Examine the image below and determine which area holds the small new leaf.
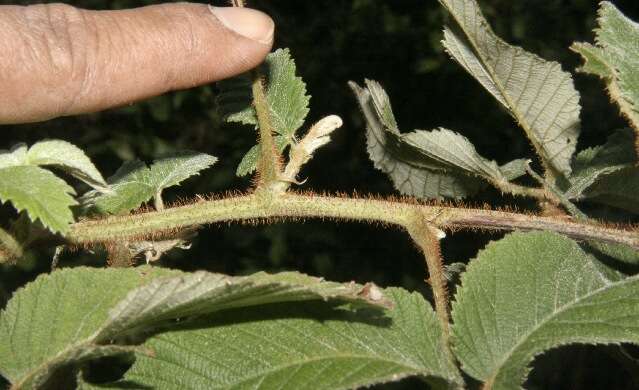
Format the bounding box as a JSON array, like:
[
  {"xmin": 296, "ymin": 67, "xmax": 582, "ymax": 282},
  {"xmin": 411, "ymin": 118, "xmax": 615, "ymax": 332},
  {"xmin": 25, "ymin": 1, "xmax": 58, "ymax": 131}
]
[
  {"xmin": 0, "ymin": 267, "xmax": 390, "ymax": 389},
  {"xmin": 82, "ymin": 152, "xmax": 216, "ymax": 215},
  {"xmin": 81, "ymin": 160, "xmax": 154, "ymax": 215},
  {"xmin": 0, "ymin": 166, "xmax": 76, "ymax": 234},
  {"xmin": 451, "ymin": 231, "xmax": 639, "ymax": 389},
  {"xmin": 236, "ymin": 135, "xmax": 288, "ymax": 177},
  {"xmin": 350, "ymin": 80, "xmax": 525, "ymax": 199},
  {"xmin": 218, "ymin": 48, "xmax": 310, "ymax": 176},
  {"xmin": 572, "ymin": 2, "xmax": 639, "ymax": 136},
  {"xmin": 440, "ymin": 0, "xmax": 581, "ymax": 177},
  {"xmin": 147, "ymin": 151, "xmax": 218, "ymax": 198}
]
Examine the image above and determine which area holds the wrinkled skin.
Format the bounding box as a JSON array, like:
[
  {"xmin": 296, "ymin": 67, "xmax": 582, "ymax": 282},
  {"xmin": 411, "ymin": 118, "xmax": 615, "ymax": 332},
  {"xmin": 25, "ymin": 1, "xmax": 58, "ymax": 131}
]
[{"xmin": 0, "ymin": 2, "xmax": 274, "ymax": 124}]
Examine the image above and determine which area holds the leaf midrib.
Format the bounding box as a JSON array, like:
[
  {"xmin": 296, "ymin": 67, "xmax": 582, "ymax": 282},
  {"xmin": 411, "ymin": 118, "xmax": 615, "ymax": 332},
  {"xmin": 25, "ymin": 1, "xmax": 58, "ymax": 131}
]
[{"xmin": 445, "ymin": 1, "xmax": 571, "ymax": 176}]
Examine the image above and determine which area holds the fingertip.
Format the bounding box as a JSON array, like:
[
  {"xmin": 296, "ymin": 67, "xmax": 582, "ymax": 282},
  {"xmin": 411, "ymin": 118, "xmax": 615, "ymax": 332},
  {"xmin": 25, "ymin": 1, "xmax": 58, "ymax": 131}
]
[
  {"xmin": 208, "ymin": 6, "xmax": 274, "ymax": 46},
  {"xmin": 0, "ymin": 2, "xmax": 276, "ymax": 123}
]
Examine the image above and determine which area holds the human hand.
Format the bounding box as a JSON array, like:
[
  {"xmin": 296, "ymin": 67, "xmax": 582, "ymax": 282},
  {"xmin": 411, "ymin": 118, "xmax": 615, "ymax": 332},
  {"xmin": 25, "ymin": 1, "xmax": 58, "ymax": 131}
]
[{"xmin": 0, "ymin": 2, "xmax": 274, "ymax": 124}]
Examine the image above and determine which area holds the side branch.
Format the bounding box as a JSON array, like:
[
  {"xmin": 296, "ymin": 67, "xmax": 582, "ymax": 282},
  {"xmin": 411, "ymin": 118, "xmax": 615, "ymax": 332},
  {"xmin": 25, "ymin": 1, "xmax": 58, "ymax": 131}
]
[
  {"xmin": 406, "ymin": 219, "xmax": 450, "ymax": 338},
  {"xmin": 252, "ymin": 75, "xmax": 283, "ymax": 187},
  {"xmin": 68, "ymin": 193, "xmax": 639, "ymax": 251}
]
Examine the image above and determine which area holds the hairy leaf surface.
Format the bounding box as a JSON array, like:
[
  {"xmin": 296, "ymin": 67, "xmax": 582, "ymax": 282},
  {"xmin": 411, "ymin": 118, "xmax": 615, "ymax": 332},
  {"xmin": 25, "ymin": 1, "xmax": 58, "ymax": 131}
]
[
  {"xmin": 81, "ymin": 152, "xmax": 216, "ymax": 214},
  {"xmin": 567, "ymin": 130, "xmax": 639, "ymax": 213},
  {"xmin": 218, "ymin": 48, "xmax": 310, "ymax": 176},
  {"xmin": 0, "ymin": 267, "xmax": 389, "ymax": 389},
  {"xmin": 572, "ymin": 2, "xmax": 639, "ymax": 133},
  {"xmin": 81, "ymin": 160, "xmax": 154, "ymax": 214},
  {"xmin": 0, "ymin": 140, "xmax": 107, "ymax": 191},
  {"xmin": 79, "ymin": 288, "xmax": 462, "ymax": 390},
  {"xmin": 350, "ymin": 80, "xmax": 525, "ymax": 199},
  {"xmin": 565, "ymin": 128, "xmax": 635, "ymax": 200},
  {"xmin": 440, "ymin": 0, "xmax": 581, "ymax": 177},
  {"xmin": 582, "ymin": 167, "xmax": 639, "ymax": 213},
  {"xmin": 236, "ymin": 135, "xmax": 288, "ymax": 177},
  {"xmin": 0, "ymin": 144, "xmax": 27, "ymax": 168},
  {"xmin": 451, "ymin": 231, "xmax": 639, "ymax": 389},
  {"xmin": 146, "ymin": 152, "xmax": 218, "ymax": 193},
  {"xmin": 0, "ymin": 166, "xmax": 76, "ymax": 234}
]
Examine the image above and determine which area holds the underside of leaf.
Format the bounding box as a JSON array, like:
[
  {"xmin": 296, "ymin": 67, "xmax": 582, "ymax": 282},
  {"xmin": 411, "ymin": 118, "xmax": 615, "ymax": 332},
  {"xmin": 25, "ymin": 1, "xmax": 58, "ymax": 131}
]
[
  {"xmin": 440, "ymin": 0, "xmax": 581, "ymax": 178},
  {"xmin": 565, "ymin": 128, "xmax": 636, "ymax": 200},
  {"xmin": 350, "ymin": 79, "xmax": 528, "ymax": 200},
  {"xmin": 571, "ymin": 2, "xmax": 639, "ymax": 145}
]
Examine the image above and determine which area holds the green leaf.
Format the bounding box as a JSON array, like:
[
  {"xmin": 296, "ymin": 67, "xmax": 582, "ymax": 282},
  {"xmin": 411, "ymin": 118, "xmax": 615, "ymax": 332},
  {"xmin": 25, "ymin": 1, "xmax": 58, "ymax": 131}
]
[
  {"xmin": 0, "ymin": 166, "xmax": 76, "ymax": 234},
  {"xmin": 571, "ymin": 2, "xmax": 639, "ymax": 133},
  {"xmin": 263, "ymin": 48, "xmax": 311, "ymax": 140},
  {"xmin": 350, "ymin": 80, "xmax": 525, "ymax": 199},
  {"xmin": 0, "ymin": 143, "xmax": 27, "ymax": 168},
  {"xmin": 498, "ymin": 158, "xmax": 530, "ymax": 181},
  {"xmin": 218, "ymin": 48, "xmax": 311, "ymax": 176},
  {"xmin": 0, "ymin": 267, "xmax": 390, "ymax": 389},
  {"xmin": 81, "ymin": 152, "xmax": 216, "ymax": 214},
  {"xmin": 0, "ymin": 140, "xmax": 107, "ymax": 191},
  {"xmin": 26, "ymin": 140, "xmax": 108, "ymax": 191},
  {"xmin": 403, "ymin": 129, "xmax": 527, "ymax": 182},
  {"xmin": 451, "ymin": 231, "xmax": 639, "ymax": 389},
  {"xmin": 80, "ymin": 160, "xmax": 154, "ymax": 215},
  {"xmin": 440, "ymin": 0, "xmax": 581, "ymax": 177},
  {"xmin": 146, "ymin": 151, "xmax": 218, "ymax": 193},
  {"xmin": 587, "ymin": 241, "xmax": 639, "ymax": 265},
  {"xmin": 582, "ymin": 166, "xmax": 639, "ymax": 213},
  {"xmin": 79, "ymin": 288, "xmax": 462, "ymax": 390},
  {"xmin": 236, "ymin": 135, "xmax": 288, "ymax": 177},
  {"xmin": 565, "ymin": 128, "xmax": 635, "ymax": 200}
]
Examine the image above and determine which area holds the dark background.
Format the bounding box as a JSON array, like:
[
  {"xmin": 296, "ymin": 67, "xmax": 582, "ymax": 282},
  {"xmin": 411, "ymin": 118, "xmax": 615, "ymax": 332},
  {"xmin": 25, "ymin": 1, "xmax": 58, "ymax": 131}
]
[{"xmin": 1, "ymin": 1, "xmax": 639, "ymax": 388}]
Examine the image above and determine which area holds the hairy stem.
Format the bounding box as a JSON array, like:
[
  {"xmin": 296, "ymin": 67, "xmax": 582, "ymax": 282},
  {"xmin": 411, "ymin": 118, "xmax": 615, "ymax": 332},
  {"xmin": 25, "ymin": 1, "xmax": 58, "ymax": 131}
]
[
  {"xmin": 0, "ymin": 226, "xmax": 22, "ymax": 263},
  {"xmin": 67, "ymin": 192, "xmax": 639, "ymax": 251},
  {"xmin": 252, "ymin": 75, "xmax": 283, "ymax": 187},
  {"xmin": 491, "ymin": 180, "xmax": 550, "ymax": 202},
  {"xmin": 406, "ymin": 218, "xmax": 450, "ymax": 338},
  {"xmin": 526, "ymin": 166, "xmax": 585, "ymax": 218}
]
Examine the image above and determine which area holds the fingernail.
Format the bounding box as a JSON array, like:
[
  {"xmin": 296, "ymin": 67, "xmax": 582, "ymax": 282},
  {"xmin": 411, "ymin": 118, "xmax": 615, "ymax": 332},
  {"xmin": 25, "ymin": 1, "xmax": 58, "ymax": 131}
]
[{"xmin": 208, "ymin": 6, "xmax": 274, "ymax": 45}]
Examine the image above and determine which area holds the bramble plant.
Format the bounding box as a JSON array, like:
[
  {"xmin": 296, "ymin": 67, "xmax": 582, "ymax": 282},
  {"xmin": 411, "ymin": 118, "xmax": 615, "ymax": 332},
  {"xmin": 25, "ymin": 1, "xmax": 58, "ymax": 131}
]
[{"xmin": 1, "ymin": 0, "xmax": 639, "ymax": 389}]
